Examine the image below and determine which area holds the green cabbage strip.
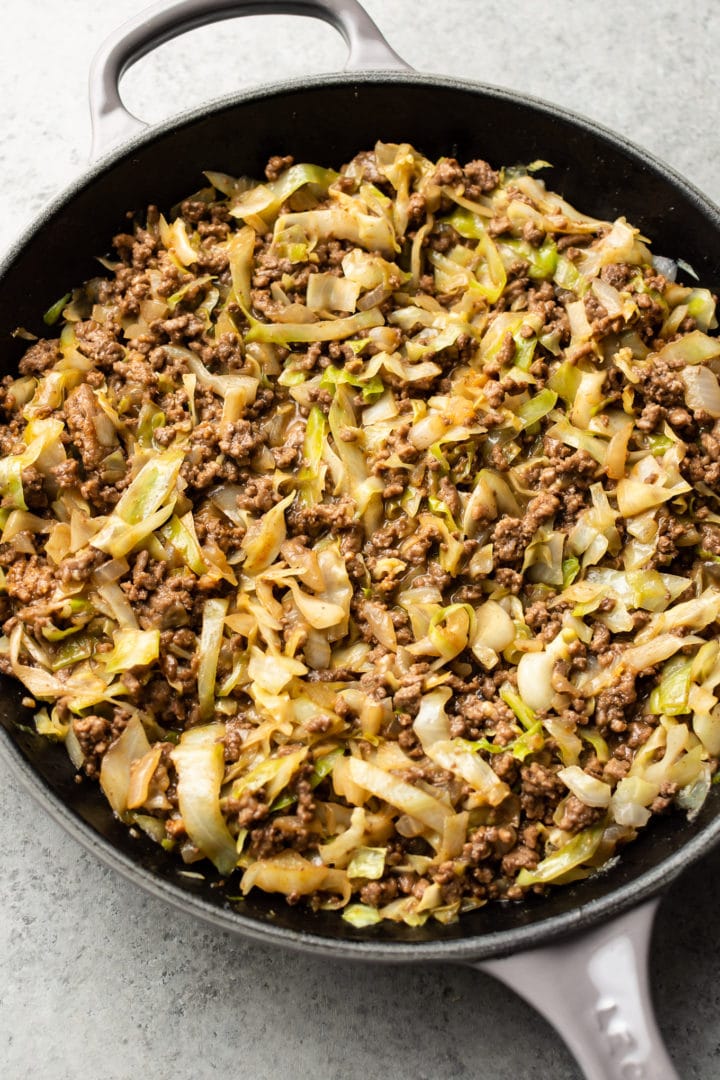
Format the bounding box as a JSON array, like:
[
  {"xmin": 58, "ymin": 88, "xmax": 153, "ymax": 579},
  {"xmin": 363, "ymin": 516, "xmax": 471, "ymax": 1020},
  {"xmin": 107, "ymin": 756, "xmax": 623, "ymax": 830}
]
[
  {"xmin": 516, "ymin": 823, "xmax": 605, "ymax": 886},
  {"xmin": 170, "ymin": 723, "xmax": 237, "ymax": 875},
  {"xmin": 232, "ymin": 746, "xmax": 308, "ymax": 803},
  {"xmin": 347, "ymin": 846, "xmax": 386, "ymax": 880},
  {"xmin": 99, "ymin": 714, "xmax": 152, "ymax": 817},
  {"xmin": 297, "ymin": 405, "xmax": 328, "ymax": 507},
  {"xmin": 499, "ymin": 683, "xmax": 537, "ymax": 731},
  {"xmin": 342, "ymin": 903, "xmax": 383, "ymax": 928},
  {"xmin": 516, "ymin": 388, "xmax": 558, "ymax": 429},
  {"xmin": 328, "ymin": 382, "xmax": 382, "ymax": 533},
  {"xmin": 227, "ymin": 225, "xmax": 255, "ymax": 308},
  {"xmin": 103, "ymin": 628, "xmax": 160, "ymax": 674},
  {"xmin": 245, "ymin": 307, "xmax": 384, "ymax": 345},
  {"xmin": 648, "ymin": 656, "xmax": 693, "ymax": 716},
  {"xmin": 347, "ymin": 756, "xmax": 451, "ymax": 834},
  {"xmin": 43, "ymin": 292, "xmax": 71, "ymax": 326},
  {"xmin": 241, "ymin": 492, "xmax": 295, "ymax": 575},
  {"xmin": 0, "ymin": 418, "xmax": 65, "ymax": 510},
  {"xmin": 91, "ymin": 449, "xmax": 184, "ymax": 558},
  {"xmin": 445, "ymin": 207, "xmax": 486, "ymax": 240},
  {"xmin": 159, "ymin": 513, "xmax": 208, "ymax": 576},
  {"xmin": 319, "ymin": 363, "xmax": 385, "ymax": 402},
  {"xmin": 273, "ymin": 207, "xmax": 397, "ymax": 256},
  {"xmin": 197, "ymin": 598, "xmax": 229, "ymax": 721},
  {"xmin": 229, "ymin": 163, "xmax": 338, "ymax": 222}
]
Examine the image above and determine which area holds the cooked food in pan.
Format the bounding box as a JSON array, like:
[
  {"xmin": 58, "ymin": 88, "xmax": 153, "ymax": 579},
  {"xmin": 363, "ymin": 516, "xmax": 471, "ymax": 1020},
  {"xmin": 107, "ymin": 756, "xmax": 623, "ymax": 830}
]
[{"xmin": 3, "ymin": 144, "xmax": 719, "ymax": 926}]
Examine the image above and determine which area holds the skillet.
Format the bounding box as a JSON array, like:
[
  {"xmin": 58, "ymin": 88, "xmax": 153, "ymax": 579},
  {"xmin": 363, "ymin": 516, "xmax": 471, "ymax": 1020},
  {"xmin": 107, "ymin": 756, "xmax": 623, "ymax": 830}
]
[{"xmin": 1, "ymin": 2, "xmax": 720, "ymax": 1076}]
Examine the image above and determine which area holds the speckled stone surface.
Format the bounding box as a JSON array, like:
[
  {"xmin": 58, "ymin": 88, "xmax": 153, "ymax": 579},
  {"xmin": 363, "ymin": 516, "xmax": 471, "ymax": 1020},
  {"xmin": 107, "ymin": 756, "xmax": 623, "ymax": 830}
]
[{"xmin": 1, "ymin": 2, "xmax": 719, "ymax": 1078}]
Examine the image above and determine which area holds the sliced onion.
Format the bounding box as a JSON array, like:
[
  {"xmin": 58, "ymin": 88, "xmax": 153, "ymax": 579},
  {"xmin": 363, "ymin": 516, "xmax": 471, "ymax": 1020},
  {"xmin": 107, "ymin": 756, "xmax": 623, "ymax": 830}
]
[
  {"xmin": 100, "ymin": 714, "xmax": 152, "ymax": 816},
  {"xmin": 289, "ymin": 583, "xmax": 347, "ymax": 630},
  {"xmin": 347, "ymin": 757, "xmax": 451, "ymax": 834},
  {"xmin": 127, "ymin": 745, "xmax": 164, "ymax": 810},
  {"xmin": 682, "ymin": 365, "xmax": 720, "ymax": 417},
  {"xmin": 591, "ymin": 277, "xmax": 625, "ymax": 317},
  {"xmin": 361, "ymin": 600, "xmax": 398, "ymax": 649},
  {"xmin": 473, "ymin": 600, "xmax": 516, "ymax": 652},
  {"xmin": 517, "ymin": 650, "xmax": 555, "ymax": 712},
  {"xmin": 413, "ymin": 688, "xmax": 453, "ymax": 747},
  {"xmin": 558, "ymin": 765, "xmax": 611, "ymax": 808},
  {"xmin": 610, "ymin": 776, "xmax": 656, "ymax": 827},
  {"xmin": 652, "ymin": 255, "xmax": 677, "ymax": 282}
]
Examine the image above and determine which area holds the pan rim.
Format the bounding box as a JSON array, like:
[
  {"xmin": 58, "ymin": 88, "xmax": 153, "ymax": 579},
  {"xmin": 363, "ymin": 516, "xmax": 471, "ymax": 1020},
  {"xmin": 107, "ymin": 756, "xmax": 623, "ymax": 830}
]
[
  {"xmin": 2, "ymin": 66, "xmax": 720, "ymax": 961},
  {"xmin": 2, "ymin": 68, "xmax": 719, "ymax": 285}
]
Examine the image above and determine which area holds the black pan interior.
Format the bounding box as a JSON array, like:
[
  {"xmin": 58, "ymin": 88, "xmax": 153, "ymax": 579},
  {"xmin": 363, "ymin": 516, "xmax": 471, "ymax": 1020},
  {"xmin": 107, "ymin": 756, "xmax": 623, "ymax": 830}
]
[{"xmin": 2, "ymin": 74, "xmax": 720, "ymax": 957}]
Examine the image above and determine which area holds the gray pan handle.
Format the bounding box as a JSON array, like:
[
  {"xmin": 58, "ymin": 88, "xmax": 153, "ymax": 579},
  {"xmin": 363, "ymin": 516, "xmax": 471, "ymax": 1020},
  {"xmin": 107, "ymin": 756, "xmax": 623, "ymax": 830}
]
[
  {"xmin": 88, "ymin": 0, "xmax": 411, "ymax": 160},
  {"xmin": 474, "ymin": 898, "xmax": 678, "ymax": 1080}
]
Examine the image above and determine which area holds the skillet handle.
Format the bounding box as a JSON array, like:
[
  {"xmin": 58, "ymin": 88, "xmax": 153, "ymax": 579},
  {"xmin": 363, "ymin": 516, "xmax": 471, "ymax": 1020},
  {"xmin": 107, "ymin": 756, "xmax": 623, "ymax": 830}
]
[
  {"xmin": 472, "ymin": 898, "xmax": 679, "ymax": 1080},
  {"xmin": 88, "ymin": 0, "xmax": 411, "ymax": 160}
]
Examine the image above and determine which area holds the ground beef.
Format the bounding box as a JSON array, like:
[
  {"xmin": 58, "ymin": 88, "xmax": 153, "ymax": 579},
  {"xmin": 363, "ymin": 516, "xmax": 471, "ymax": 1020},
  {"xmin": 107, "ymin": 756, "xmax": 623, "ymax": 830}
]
[
  {"xmin": 265, "ymin": 154, "xmax": 294, "ymax": 181},
  {"xmin": 594, "ymin": 671, "xmax": 639, "ymax": 732},
  {"xmin": 462, "ymin": 158, "xmax": 499, "ymax": 196},
  {"xmin": 501, "ymin": 844, "xmax": 539, "ymax": 877},
  {"xmin": 635, "ymin": 356, "xmax": 687, "ymax": 409},
  {"xmin": 600, "ymin": 262, "xmax": 633, "ymax": 289},
  {"xmin": 58, "ymin": 548, "xmax": 103, "ymax": 585},
  {"xmin": 392, "ymin": 663, "xmax": 430, "ymax": 716},
  {"xmin": 19, "ymin": 466, "xmax": 48, "ymax": 510},
  {"xmin": 75, "ymin": 320, "xmax": 125, "ymax": 368},
  {"xmin": 51, "ymin": 458, "xmax": 80, "ymax": 489},
  {"xmin": 555, "ymin": 795, "xmax": 604, "ymax": 832},
  {"xmin": 492, "ymin": 492, "xmax": 559, "ymax": 565},
  {"xmin": 346, "ymin": 150, "xmax": 385, "ymax": 186},
  {"xmin": 18, "ymin": 339, "xmax": 61, "ymax": 375},
  {"xmin": 650, "ymin": 782, "xmax": 679, "ymax": 814},
  {"xmin": 73, "ymin": 710, "xmax": 129, "ymax": 780},
  {"xmin": 6, "ymin": 556, "xmax": 55, "ymax": 604},
  {"xmin": 432, "ymin": 158, "xmax": 464, "ymax": 187}
]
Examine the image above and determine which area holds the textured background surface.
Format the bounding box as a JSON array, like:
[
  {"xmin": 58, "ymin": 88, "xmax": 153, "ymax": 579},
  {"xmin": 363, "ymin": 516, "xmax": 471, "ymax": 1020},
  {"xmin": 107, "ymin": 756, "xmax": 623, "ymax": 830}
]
[{"xmin": 1, "ymin": 2, "xmax": 719, "ymax": 1077}]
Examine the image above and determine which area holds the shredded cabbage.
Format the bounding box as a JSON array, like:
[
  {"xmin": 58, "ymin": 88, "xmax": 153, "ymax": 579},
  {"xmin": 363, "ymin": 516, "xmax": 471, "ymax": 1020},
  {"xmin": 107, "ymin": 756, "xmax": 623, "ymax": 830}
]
[{"xmin": 171, "ymin": 723, "xmax": 237, "ymax": 875}]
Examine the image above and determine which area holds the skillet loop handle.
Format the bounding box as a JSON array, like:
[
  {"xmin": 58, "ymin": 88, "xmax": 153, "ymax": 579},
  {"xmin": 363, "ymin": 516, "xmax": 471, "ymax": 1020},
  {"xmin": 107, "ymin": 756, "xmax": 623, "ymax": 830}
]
[
  {"xmin": 89, "ymin": 0, "xmax": 411, "ymax": 160},
  {"xmin": 473, "ymin": 899, "xmax": 679, "ymax": 1080}
]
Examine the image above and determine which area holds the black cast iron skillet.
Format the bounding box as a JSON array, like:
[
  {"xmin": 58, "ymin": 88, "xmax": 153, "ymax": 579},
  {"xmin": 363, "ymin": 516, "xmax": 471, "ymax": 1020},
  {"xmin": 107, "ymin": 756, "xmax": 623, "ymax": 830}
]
[{"xmin": 2, "ymin": 2, "xmax": 720, "ymax": 1076}]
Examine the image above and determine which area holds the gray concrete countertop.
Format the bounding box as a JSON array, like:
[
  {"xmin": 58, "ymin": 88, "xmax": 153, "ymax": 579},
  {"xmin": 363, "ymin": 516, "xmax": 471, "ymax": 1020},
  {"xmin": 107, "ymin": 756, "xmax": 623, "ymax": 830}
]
[{"xmin": 1, "ymin": 2, "xmax": 719, "ymax": 1077}]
